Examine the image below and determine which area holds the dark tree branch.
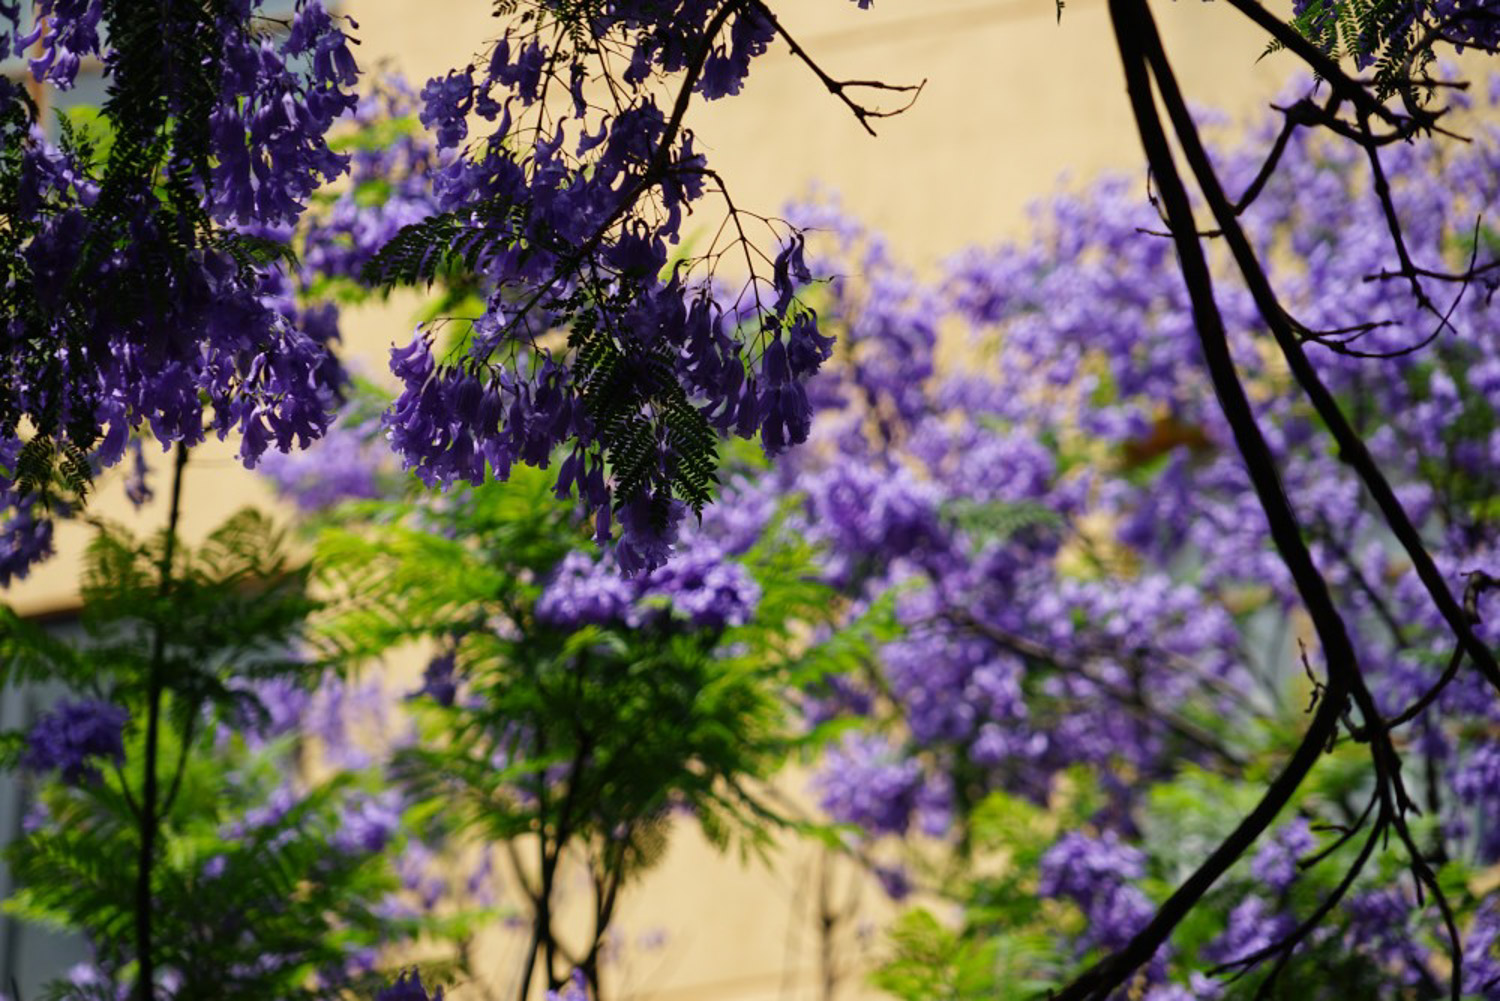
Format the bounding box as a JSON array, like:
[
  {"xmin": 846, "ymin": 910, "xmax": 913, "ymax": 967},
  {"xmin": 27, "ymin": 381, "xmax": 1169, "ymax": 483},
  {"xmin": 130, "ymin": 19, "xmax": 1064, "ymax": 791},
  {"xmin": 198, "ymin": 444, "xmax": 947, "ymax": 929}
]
[
  {"xmin": 1354, "ymin": 572, "xmax": 1500, "ymax": 740},
  {"xmin": 1356, "ymin": 113, "xmax": 1440, "ymax": 315},
  {"xmin": 1234, "ymin": 96, "xmax": 1325, "ymax": 214},
  {"xmin": 1075, "ymin": 5, "xmax": 1500, "ymax": 995},
  {"xmin": 1135, "ymin": 1, "xmax": 1500, "ymax": 698},
  {"xmin": 1222, "ymin": 0, "xmax": 1429, "ymax": 133},
  {"xmin": 1213, "ymin": 801, "xmax": 1382, "ymax": 988},
  {"xmin": 751, "ymin": 1, "xmax": 924, "ymax": 138},
  {"xmin": 946, "ymin": 612, "xmax": 1249, "ymax": 770},
  {"xmin": 1050, "ymin": 5, "xmax": 1360, "ymax": 996}
]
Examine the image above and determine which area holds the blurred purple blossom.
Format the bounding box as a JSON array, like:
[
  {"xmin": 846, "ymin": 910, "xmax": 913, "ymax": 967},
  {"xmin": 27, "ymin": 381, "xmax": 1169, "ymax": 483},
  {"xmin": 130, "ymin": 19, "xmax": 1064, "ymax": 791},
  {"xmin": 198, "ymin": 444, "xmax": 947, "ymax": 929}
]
[{"xmin": 22, "ymin": 699, "xmax": 128, "ymax": 784}]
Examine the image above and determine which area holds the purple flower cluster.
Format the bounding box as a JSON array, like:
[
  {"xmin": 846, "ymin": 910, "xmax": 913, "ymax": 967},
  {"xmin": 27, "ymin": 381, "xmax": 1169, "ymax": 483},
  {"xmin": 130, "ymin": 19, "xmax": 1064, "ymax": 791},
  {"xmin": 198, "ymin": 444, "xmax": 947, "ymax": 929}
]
[
  {"xmin": 783, "ymin": 80, "xmax": 1500, "ymax": 988},
  {"xmin": 396, "ymin": 841, "xmax": 448, "ymax": 912},
  {"xmin": 536, "ymin": 551, "xmax": 638, "ymax": 627},
  {"xmin": 303, "ymin": 676, "xmax": 392, "ymax": 770},
  {"xmin": 1464, "ymin": 904, "xmax": 1500, "ymax": 999},
  {"xmin": 0, "ymin": 438, "xmax": 56, "ymax": 586},
  {"xmin": 536, "ymin": 540, "xmax": 760, "ymax": 632},
  {"xmin": 1337, "ymin": 884, "xmax": 1443, "ymax": 984},
  {"xmin": 352, "ymin": 3, "xmax": 879, "ymax": 572},
  {"xmin": 14, "ymin": 0, "xmax": 103, "ymax": 89},
  {"xmin": 238, "ymin": 676, "xmax": 314, "ymax": 741},
  {"xmin": 301, "ymin": 76, "xmax": 445, "ymax": 284},
  {"xmin": 1249, "ymin": 817, "xmax": 1316, "ymax": 895},
  {"xmin": 0, "ymin": 0, "xmax": 362, "ymax": 580},
  {"xmin": 1201, "ymin": 897, "xmax": 1294, "ymax": 968},
  {"xmin": 1431, "ymin": 0, "xmax": 1500, "ymax": 51},
  {"xmin": 257, "ymin": 413, "xmax": 390, "ymax": 512},
  {"xmin": 1454, "ymin": 741, "xmax": 1500, "ymax": 806},
  {"xmin": 211, "ymin": 1, "xmax": 358, "ymax": 227},
  {"xmin": 333, "ymin": 790, "xmax": 402, "ymax": 855},
  {"xmin": 544, "ymin": 970, "xmax": 589, "ymax": 1001},
  {"xmin": 226, "ymin": 783, "xmax": 299, "ymax": 838},
  {"xmin": 775, "ymin": 203, "xmax": 1261, "ymax": 829},
  {"xmin": 22, "ymin": 698, "xmax": 128, "ymax": 784},
  {"xmin": 407, "ymin": 651, "xmax": 458, "ymax": 708},
  {"xmin": 881, "ymin": 630, "xmax": 1025, "ymax": 749},
  {"xmin": 1038, "ymin": 831, "xmax": 1156, "ymax": 953},
  {"xmin": 815, "ymin": 734, "xmax": 926, "ymax": 836},
  {"xmin": 801, "ymin": 463, "xmax": 947, "ymax": 574},
  {"xmin": 1038, "ymin": 830, "xmax": 1145, "ymax": 899},
  {"xmin": 639, "ymin": 543, "xmax": 761, "ymax": 629}
]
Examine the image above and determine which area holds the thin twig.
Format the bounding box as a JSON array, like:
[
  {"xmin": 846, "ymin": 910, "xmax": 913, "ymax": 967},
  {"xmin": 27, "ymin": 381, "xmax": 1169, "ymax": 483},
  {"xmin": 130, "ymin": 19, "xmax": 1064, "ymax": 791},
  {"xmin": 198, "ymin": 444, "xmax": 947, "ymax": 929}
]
[{"xmin": 750, "ymin": 1, "xmax": 923, "ymax": 138}]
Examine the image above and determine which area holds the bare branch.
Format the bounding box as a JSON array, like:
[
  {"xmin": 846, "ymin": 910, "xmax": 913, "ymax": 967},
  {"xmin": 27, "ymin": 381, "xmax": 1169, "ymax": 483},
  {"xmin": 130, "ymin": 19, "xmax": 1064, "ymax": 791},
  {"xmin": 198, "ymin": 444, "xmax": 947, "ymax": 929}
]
[{"xmin": 752, "ymin": 1, "xmax": 924, "ymax": 138}]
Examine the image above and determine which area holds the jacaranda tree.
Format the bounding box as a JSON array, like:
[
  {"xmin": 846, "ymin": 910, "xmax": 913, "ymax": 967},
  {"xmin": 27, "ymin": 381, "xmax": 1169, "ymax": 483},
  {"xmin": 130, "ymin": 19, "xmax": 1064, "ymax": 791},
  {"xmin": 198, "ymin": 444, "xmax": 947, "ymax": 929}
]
[
  {"xmin": 1, "ymin": 1, "xmax": 1499, "ymax": 1000},
  {"xmin": 766, "ymin": 85, "xmax": 1500, "ymax": 996}
]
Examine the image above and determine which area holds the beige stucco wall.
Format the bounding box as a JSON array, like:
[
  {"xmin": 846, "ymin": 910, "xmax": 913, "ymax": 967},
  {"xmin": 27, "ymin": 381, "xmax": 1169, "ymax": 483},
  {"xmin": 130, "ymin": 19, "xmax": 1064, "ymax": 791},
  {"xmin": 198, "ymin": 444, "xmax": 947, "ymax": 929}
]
[
  {"xmin": 4, "ymin": 2, "xmax": 1310, "ymax": 998},
  {"xmin": 352, "ymin": 0, "xmax": 1295, "ymax": 266}
]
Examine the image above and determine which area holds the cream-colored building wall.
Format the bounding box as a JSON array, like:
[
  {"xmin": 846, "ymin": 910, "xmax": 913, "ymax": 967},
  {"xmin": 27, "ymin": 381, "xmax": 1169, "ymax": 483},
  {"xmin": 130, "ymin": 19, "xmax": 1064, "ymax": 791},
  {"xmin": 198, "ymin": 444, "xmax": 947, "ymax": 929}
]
[
  {"xmin": 354, "ymin": 0, "xmax": 1296, "ymax": 266},
  {"xmin": 5, "ymin": 2, "xmax": 1308, "ymax": 998}
]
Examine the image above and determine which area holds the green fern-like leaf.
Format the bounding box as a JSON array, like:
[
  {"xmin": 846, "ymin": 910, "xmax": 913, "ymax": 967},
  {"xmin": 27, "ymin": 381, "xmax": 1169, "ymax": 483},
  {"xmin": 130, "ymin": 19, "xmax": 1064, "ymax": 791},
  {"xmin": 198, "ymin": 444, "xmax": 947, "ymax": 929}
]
[{"xmin": 361, "ymin": 198, "xmax": 530, "ymax": 289}]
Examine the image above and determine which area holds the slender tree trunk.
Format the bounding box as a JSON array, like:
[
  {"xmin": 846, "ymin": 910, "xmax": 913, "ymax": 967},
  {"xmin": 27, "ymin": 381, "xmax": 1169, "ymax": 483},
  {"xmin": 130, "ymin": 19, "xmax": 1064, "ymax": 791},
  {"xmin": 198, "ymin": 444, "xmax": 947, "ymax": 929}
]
[{"xmin": 136, "ymin": 443, "xmax": 188, "ymax": 1001}]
